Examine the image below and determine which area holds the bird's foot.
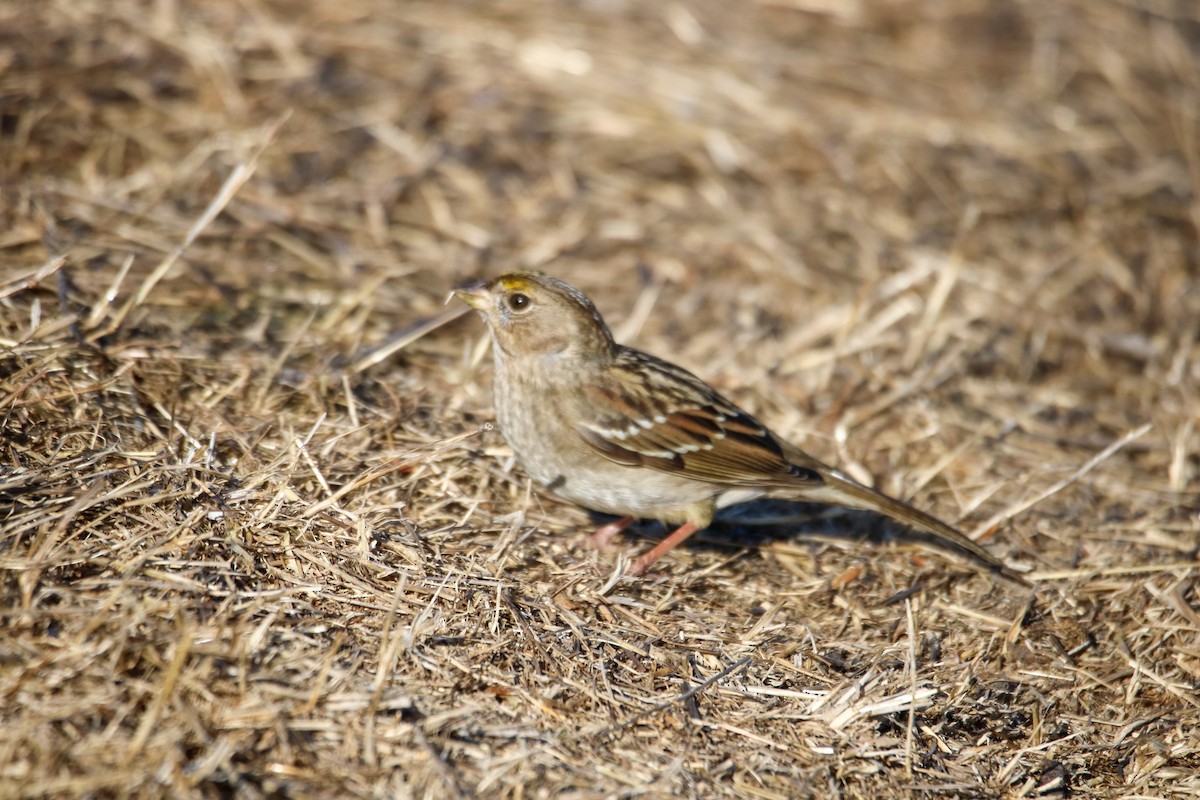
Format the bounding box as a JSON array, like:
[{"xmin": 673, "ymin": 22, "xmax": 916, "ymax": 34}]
[{"xmin": 588, "ymin": 516, "xmax": 635, "ymax": 550}]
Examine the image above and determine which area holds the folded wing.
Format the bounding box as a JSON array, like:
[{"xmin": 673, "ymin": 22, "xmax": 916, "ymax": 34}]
[{"xmin": 575, "ymin": 349, "xmax": 824, "ymax": 488}]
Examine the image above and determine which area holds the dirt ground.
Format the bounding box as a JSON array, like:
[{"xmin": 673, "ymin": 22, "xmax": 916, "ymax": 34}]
[{"xmin": 2, "ymin": 1, "xmax": 1198, "ymax": 797}]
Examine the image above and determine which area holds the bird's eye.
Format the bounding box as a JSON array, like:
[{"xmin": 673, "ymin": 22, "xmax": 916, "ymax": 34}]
[{"xmin": 507, "ymin": 292, "xmax": 531, "ymax": 312}]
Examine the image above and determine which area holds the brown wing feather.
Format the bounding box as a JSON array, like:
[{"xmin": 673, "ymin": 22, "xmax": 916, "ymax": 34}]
[{"xmin": 576, "ymin": 348, "xmax": 823, "ymax": 488}]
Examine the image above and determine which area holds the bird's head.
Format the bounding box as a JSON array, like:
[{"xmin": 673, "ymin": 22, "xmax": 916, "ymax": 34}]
[{"xmin": 453, "ymin": 272, "xmax": 615, "ymax": 361}]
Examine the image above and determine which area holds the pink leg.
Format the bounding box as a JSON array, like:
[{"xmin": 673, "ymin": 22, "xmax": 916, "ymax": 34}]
[
  {"xmin": 590, "ymin": 516, "xmax": 636, "ymax": 549},
  {"xmin": 629, "ymin": 521, "xmax": 701, "ymax": 576}
]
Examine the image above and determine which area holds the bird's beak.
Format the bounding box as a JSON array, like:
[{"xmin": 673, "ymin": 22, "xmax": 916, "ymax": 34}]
[{"xmin": 451, "ymin": 279, "xmax": 489, "ymax": 310}]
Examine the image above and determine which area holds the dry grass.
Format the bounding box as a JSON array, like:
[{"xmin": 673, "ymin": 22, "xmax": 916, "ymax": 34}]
[{"xmin": 2, "ymin": 1, "xmax": 1199, "ymax": 797}]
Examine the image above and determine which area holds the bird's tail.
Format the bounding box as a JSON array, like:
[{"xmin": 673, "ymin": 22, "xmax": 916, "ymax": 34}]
[{"xmin": 786, "ymin": 460, "xmax": 1031, "ymax": 588}]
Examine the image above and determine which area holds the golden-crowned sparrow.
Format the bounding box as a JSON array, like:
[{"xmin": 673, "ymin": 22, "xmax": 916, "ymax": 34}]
[{"xmin": 455, "ymin": 272, "xmax": 1028, "ymax": 585}]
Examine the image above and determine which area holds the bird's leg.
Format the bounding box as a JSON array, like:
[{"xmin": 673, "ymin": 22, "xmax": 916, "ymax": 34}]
[
  {"xmin": 629, "ymin": 521, "xmax": 701, "ymax": 576},
  {"xmin": 590, "ymin": 516, "xmax": 635, "ymax": 549}
]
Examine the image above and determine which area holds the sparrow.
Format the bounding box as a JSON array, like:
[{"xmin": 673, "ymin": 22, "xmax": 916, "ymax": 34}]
[{"xmin": 454, "ymin": 271, "xmax": 1028, "ymax": 586}]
